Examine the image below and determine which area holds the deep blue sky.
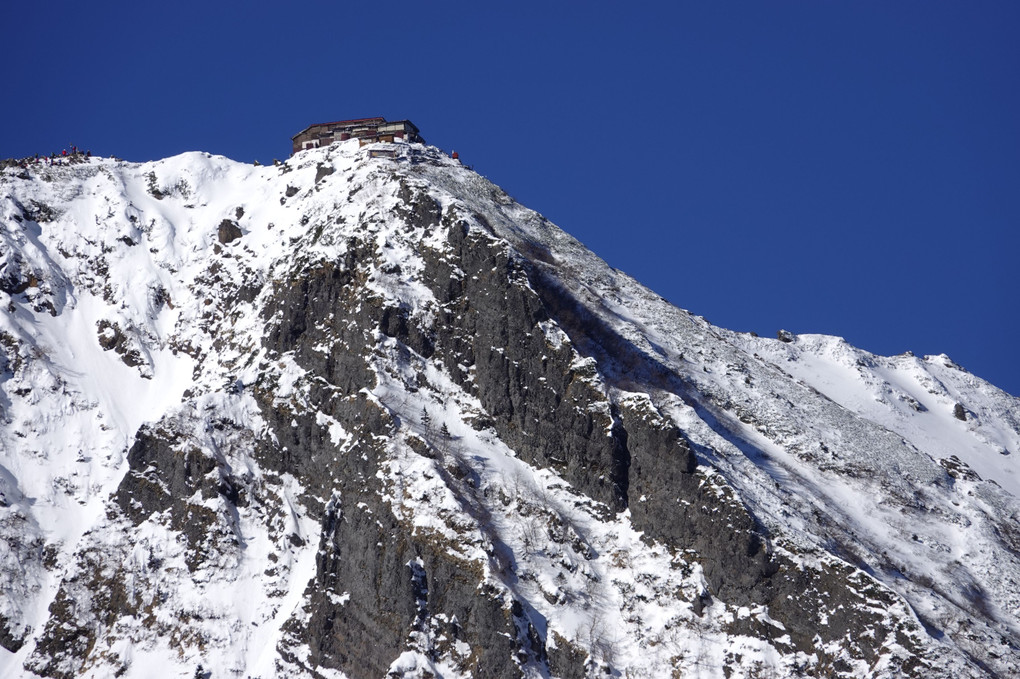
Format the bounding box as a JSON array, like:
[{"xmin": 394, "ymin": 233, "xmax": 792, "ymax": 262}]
[{"xmin": 3, "ymin": 2, "xmax": 1018, "ymax": 396}]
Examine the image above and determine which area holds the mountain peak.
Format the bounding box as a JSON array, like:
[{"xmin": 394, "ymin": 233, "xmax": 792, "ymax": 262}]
[{"xmin": 1, "ymin": 140, "xmax": 1018, "ymax": 678}]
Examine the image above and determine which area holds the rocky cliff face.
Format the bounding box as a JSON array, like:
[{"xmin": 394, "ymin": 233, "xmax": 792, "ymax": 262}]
[{"xmin": 1, "ymin": 142, "xmax": 1018, "ymax": 678}]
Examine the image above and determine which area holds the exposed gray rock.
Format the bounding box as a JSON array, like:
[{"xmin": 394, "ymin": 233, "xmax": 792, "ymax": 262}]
[{"xmin": 218, "ymin": 219, "xmax": 243, "ymax": 244}]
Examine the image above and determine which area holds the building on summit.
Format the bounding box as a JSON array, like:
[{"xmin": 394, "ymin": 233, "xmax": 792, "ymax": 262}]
[{"xmin": 291, "ymin": 118, "xmax": 423, "ymax": 155}]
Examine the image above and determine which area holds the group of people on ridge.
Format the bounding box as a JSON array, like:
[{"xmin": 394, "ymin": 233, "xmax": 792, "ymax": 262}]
[{"xmin": 3, "ymin": 145, "xmax": 93, "ymax": 171}]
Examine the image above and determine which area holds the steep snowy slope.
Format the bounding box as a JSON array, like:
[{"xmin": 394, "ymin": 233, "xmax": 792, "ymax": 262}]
[{"xmin": 0, "ymin": 141, "xmax": 1018, "ymax": 679}]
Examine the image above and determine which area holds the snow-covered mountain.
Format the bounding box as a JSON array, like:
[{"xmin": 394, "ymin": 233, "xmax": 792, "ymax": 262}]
[{"xmin": 1, "ymin": 140, "xmax": 1018, "ymax": 679}]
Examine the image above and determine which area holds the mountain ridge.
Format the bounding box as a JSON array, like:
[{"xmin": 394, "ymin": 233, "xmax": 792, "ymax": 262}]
[{"xmin": 1, "ymin": 140, "xmax": 1018, "ymax": 678}]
